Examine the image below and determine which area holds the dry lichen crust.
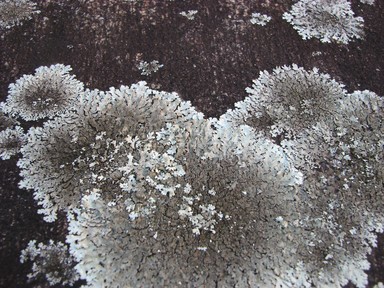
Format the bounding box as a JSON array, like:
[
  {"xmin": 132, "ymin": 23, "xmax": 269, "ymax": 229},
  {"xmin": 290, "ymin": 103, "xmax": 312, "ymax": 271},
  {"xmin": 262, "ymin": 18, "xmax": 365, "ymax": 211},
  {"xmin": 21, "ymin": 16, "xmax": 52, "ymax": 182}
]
[
  {"xmin": 2, "ymin": 64, "xmax": 84, "ymax": 121},
  {"xmin": 17, "ymin": 81, "xmax": 203, "ymax": 222},
  {"xmin": 221, "ymin": 65, "xmax": 347, "ymax": 138},
  {"xmin": 67, "ymin": 125, "xmax": 303, "ymax": 287},
  {"xmin": 282, "ymin": 0, "xmax": 365, "ymax": 44}
]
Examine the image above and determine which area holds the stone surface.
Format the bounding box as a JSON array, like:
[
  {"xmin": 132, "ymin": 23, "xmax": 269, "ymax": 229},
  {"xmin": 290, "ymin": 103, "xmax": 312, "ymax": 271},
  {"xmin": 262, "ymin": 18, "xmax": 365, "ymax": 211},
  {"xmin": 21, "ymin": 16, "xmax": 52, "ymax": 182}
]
[{"xmin": 0, "ymin": 0, "xmax": 383, "ymax": 287}]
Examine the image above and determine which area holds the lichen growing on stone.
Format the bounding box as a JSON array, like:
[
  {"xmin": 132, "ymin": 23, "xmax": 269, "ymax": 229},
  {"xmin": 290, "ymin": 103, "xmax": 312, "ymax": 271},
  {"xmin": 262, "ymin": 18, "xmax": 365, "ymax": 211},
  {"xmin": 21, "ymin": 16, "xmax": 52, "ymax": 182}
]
[
  {"xmin": 0, "ymin": 0, "xmax": 40, "ymax": 29},
  {"xmin": 17, "ymin": 81, "xmax": 203, "ymax": 222},
  {"xmin": 20, "ymin": 240, "xmax": 79, "ymax": 286},
  {"xmin": 0, "ymin": 126, "xmax": 26, "ymax": 160},
  {"xmin": 67, "ymin": 123, "xmax": 303, "ymax": 287},
  {"xmin": 2, "ymin": 64, "xmax": 84, "ymax": 121},
  {"xmin": 220, "ymin": 64, "xmax": 347, "ymax": 139},
  {"xmin": 212, "ymin": 66, "xmax": 384, "ymax": 287},
  {"xmin": 283, "ymin": 0, "xmax": 365, "ymax": 44},
  {"xmin": 279, "ymin": 90, "xmax": 384, "ymax": 287},
  {"xmin": 7, "ymin": 62, "xmax": 383, "ymax": 287}
]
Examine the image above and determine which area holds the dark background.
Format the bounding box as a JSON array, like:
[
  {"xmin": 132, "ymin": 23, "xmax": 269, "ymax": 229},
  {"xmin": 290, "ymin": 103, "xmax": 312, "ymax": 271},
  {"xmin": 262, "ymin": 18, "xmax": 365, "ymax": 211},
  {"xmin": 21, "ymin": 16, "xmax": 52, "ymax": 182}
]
[{"xmin": 0, "ymin": 0, "xmax": 383, "ymax": 287}]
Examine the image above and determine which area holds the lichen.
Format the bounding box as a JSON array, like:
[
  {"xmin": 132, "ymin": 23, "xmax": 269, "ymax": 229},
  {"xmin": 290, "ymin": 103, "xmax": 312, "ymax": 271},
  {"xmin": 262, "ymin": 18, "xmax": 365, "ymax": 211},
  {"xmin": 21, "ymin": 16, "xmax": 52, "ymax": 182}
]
[
  {"xmin": 67, "ymin": 124, "xmax": 303, "ymax": 287},
  {"xmin": 7, "ymin": 63, "xmax": 383, "ymax": 287},
  {"xmin": 283, "ymin": 0, "xmax": 364, "ymax": 44},
  {"xmin": 220, "ymin": 65, "xmax": 347, "ymax": 139},
  {"xmin": 18, "ymin": 81, "xmax": 203, "ymax": 222},
  {"xmin": 0, "ymin": 0, "xmax": 40, "ymax": 29},
  {"xmin": 2, "ymin": 64, "xmax": 84, "ymax": 121},
  {"xmin": 20, "ymin": 240, "xmax": 79, "ymax": 286},
  {"xmin": 0, "ymin": 126, "xmax": 26, "ymax": 160}
]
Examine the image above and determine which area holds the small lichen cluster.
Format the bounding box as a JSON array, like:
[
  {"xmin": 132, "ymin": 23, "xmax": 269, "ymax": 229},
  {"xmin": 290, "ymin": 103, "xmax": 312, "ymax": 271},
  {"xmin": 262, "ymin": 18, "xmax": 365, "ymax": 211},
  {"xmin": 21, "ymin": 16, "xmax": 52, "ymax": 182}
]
[
  {"xmin": 283, "ymin": 0, "xmax": 365, "ymax": 44},
  {"xmin": 0, "ymin": 0, "xmax": 40, "ymax": 29},
  {"xmin": 179, "ymin": 10, "xmax": 198, "ymax": 20},
  {"xmin": 20, "ymin": 240, "xmax": 79, "ymax": 286},
  {"xmin": 137, "ymin": 60, "xmax": 164, "ymax": 76},
  {"xmin": 1, "ymin": 63, "xmax": 381, "ymax": 287},
  {"xmin": 250, "ymin": 12, "xmax": 271, "ymax": 26}
]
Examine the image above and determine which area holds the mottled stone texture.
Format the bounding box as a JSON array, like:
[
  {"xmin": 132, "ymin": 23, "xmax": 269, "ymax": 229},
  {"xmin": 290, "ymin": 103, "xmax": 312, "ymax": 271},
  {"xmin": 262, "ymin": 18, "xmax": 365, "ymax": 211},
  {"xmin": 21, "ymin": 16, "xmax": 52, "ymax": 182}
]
[{"xmin": 0, "ymin": 0, "xmax": 383, "ymax": 287}]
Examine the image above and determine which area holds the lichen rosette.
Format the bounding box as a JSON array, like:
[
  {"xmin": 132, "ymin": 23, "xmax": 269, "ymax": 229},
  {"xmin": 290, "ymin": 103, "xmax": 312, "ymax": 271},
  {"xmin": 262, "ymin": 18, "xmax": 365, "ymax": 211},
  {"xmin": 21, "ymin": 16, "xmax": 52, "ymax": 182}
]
[
  {"xmin": 220, "ymin": 65, "xmax": 347, "ymax": 139},
  {"xmin": 18, "ymin": 82, "xmax": 203, "ymax": 222},
  {"xmin": 282, "ymin": 0, "xmax": 364, "ymax": 44},
  {"xmin": 2, "ymin": 64, "xmax": 84, "ymax": 121}
]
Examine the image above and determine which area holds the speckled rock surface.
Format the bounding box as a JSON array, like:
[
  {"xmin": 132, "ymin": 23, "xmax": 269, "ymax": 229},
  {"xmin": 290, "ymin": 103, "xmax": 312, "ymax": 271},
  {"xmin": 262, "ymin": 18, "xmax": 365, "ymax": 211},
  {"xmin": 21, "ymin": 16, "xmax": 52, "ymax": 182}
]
[{"xmin": 0, "ymin": 1, "xmax": 383, "ymax": 287}]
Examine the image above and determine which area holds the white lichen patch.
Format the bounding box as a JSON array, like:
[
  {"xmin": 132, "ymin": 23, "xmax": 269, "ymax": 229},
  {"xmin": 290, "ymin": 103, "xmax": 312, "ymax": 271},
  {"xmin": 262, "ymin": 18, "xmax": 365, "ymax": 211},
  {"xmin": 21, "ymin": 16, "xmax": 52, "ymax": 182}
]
[
  {"xmin": 250, "ymin": 12, "xmax": 271, "ymax": 26},
  {"xmin": 180, "ymin": 10, "xmax": 198, "ymax": 20},
  {"xmin": 283, "ymin": 0, "xmax": 364, "ymax": 44},
  {"xmin": 0, "ymin": 0, "xmax": 40, "ymax": 29},
  {"xmin": 20, "ymin": 240, "xmax": 79, "ymax": 286},
  {"xmin": 178, "ymin": 191, "xmax": 224, "ymax": 235},
  {"xmin": 137, "ymin": 60, "xmax": 164, "ymax": 76},
  {"xmin": 2, "ymin": 64, "xmax": 84, "ymax": 121},
  {"xmin": 119, "ymin": 124, "xmax": 189, "ymax": 220}
]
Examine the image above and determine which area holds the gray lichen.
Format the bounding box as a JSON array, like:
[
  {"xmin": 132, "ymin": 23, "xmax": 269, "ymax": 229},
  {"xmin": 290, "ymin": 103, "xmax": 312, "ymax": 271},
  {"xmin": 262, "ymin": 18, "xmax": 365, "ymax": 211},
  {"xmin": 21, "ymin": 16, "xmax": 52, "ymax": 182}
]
[
  {"xmin": 283, "ymin": 0, "xmax": 365, "ymax": 44},
  {"xmin": 2, "ymin": 64, "xmax": 84, "ymax": 121},
  {"xmin": 220, "ymin": 64, "xmax": 347, "ymax": 139},
  {"xmin": 67, "ymin": 124, "xmax": 303, "ymax": 287},
  {"xmin": 0, "ymin": 126, "xmax": 26, "ymax": 160},
  {"xmin": 18, "ymin": 81, "xmax": 203, "ymax": 222},
  {"xmin": 20, "ymin": 240, "xmax": 79, "ymax": 286},
  {"xmin": 8, "ymin": 63, "xmax": 384, "ymax": 287},
  {"xmin": 0, "ymin": 0, "xmax": 40, "ymax": 29}
]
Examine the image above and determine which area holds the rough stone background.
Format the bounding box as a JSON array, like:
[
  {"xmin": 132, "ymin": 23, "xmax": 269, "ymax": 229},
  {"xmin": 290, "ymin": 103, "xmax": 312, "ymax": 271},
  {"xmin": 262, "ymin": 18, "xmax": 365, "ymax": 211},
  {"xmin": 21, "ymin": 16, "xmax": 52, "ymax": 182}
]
[{"xmin": 0, "ymin": 0, "xmax": 383, "ymax": 287}]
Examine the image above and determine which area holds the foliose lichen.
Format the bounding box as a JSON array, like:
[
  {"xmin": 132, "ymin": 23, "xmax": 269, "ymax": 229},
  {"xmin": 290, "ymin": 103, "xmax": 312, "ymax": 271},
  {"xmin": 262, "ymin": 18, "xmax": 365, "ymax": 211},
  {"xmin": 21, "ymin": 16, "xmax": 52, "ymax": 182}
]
[
  {"xmin": 20, "ymin": 240, "xmax": 80, "ymax": 286},
  {"xmin": 283, "ymin": 0, "xmax": 365, "ymax": 44},
  {"xmin": 0, "ymin": 0, "xmax": 40, "ymax": 29},
  {"xmin": 2, "ymin": 64, "xmax": 84, "ymax": 121},
  {"xmin": 5, "ymin": 63, "xmax": 383, "ymax": 288}
]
